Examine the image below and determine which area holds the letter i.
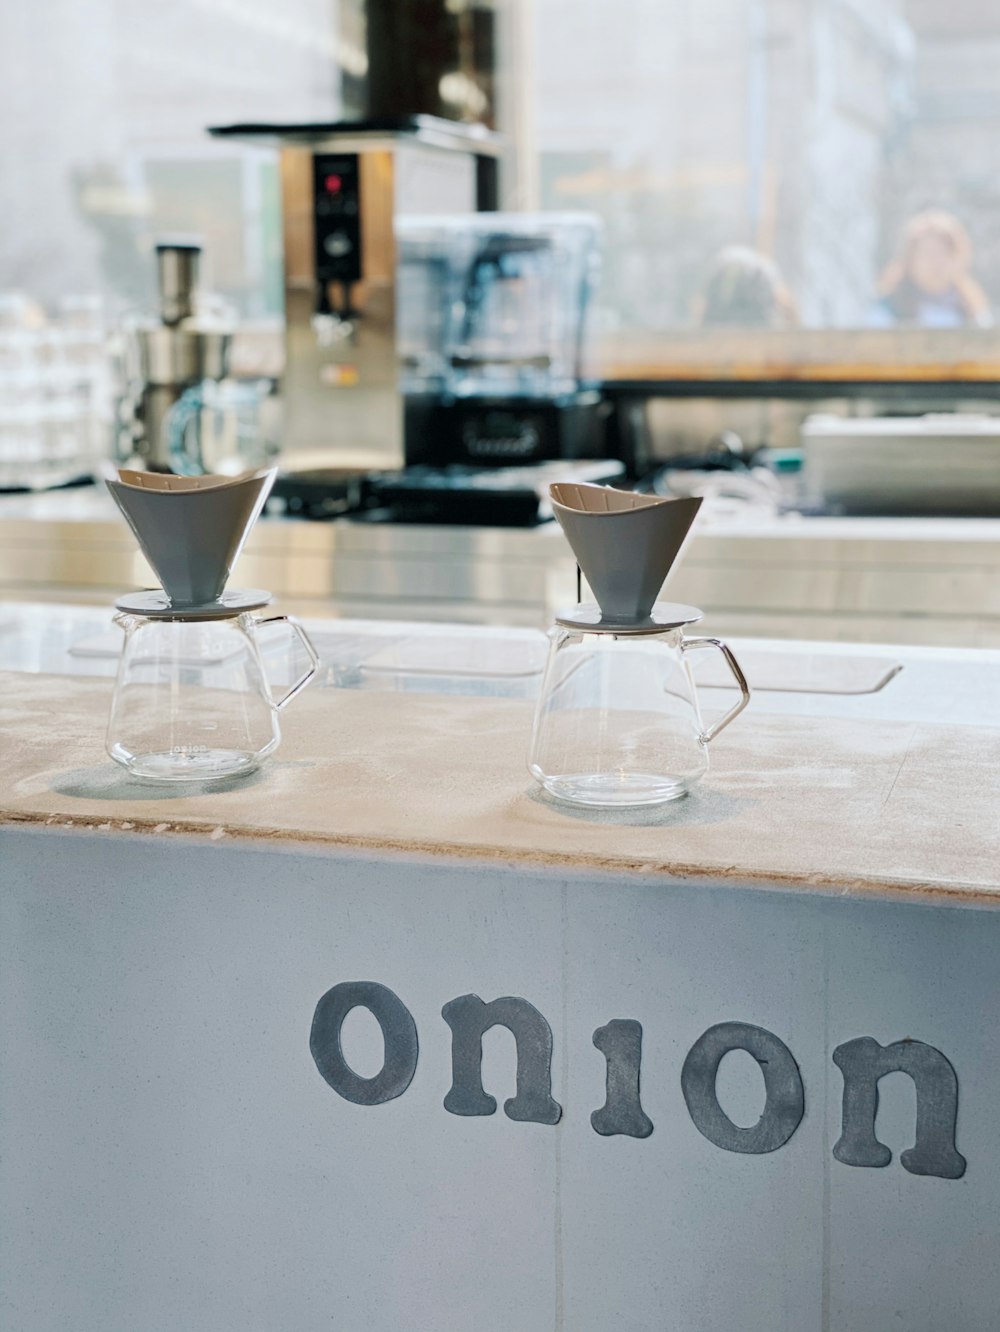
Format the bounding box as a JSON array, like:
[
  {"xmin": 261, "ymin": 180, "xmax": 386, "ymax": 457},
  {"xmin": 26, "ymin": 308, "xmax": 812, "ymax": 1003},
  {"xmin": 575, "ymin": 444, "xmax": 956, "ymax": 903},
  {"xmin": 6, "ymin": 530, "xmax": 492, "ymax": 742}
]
[{"xmin": 591, "ymin": 1019, "xmax": 653, "ymax": 1138}]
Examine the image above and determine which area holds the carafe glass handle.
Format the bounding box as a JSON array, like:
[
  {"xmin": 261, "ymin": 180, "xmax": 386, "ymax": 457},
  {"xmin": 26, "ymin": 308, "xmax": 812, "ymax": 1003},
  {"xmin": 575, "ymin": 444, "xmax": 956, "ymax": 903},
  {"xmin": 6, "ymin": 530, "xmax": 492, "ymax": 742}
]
[
  {"xmin": 255, "ymin": 615, "xmax": 320, "ymax": 710},
  {"xmin": 681, "ymin": 636, "xmax": 750, "ymax": 743}
]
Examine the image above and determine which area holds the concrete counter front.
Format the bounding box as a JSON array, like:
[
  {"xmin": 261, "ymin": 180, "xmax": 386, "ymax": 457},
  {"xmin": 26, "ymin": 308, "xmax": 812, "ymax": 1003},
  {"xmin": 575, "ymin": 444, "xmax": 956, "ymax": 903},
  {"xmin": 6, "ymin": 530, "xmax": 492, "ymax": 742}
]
[{"xmin": 3, "ymin": 660, "xmax": 1000, "ymax": 1330}]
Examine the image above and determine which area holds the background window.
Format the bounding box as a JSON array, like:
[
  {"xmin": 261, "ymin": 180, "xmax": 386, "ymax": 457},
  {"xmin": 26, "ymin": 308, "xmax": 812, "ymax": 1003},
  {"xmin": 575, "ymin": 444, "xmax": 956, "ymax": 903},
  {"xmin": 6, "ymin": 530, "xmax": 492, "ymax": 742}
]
[{"xmin": 2, "ymin": 0, "xmax": 999, "ymax": 343}]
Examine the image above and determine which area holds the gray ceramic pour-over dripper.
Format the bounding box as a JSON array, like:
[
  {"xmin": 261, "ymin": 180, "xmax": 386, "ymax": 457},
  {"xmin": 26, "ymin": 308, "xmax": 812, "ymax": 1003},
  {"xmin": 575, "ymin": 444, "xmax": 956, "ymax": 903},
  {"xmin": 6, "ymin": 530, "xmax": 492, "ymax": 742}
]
[
  {"xmin": 550, "ymin": 482, "xmax": 703, "ymax": 623},
  {"xmin": 106, "ymin": 467, "xmax": 277, "ymax": 608}
]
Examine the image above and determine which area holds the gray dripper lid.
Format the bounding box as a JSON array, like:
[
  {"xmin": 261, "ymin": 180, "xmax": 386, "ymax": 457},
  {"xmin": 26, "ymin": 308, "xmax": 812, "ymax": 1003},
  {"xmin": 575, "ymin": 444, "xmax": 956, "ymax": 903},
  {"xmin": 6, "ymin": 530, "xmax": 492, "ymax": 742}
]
[
  {"xmin": 106, "ymin": 467, "xmax": 277, "ymax": 609},
  {"xmin": 550, "ymin": 482, "xmax": 702, "ymax": 624}
]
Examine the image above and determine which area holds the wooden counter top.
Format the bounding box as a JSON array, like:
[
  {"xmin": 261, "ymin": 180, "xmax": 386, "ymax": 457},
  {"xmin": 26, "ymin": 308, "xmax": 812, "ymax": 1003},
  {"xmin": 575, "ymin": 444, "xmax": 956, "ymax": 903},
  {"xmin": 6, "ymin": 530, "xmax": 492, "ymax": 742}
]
[
  {"xmin": 592, "ymin": 327, "xmax": 1000, "ymax": 386},
  {"xmin": 3, "ymin": 669, "xmax": 999, "ymax": 909}
]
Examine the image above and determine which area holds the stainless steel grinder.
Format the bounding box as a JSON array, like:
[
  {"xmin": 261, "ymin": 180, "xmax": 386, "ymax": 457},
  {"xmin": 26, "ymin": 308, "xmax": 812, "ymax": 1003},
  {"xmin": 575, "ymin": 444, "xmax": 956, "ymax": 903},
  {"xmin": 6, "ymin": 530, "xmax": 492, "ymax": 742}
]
[{"xmin": 117, "ymin": 239, "xmax": 232, "ymax": 472}]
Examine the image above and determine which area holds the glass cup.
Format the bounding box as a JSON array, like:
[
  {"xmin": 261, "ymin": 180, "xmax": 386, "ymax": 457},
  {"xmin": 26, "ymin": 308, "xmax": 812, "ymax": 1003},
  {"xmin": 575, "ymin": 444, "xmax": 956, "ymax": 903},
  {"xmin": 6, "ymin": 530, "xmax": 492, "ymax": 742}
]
[
  {"xmin": 166, "ymin": 377, "xmax": 280, "ymax": 477},
  {"xmin": 107, "ymin": 610, "xmax": 318, "ymax": 782},
  {"xmin": 528, "ymin": 625, "xmax": 749, "ymax": 808}
]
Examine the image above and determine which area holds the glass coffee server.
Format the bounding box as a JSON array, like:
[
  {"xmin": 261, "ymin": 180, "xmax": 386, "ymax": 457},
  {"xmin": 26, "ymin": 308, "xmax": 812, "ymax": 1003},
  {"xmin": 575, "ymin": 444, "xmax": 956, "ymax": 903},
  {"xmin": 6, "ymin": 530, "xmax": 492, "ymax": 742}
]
[
  {"xmin": 104, "ymin": 466, "xmax": 318, "ymax": 782},
  {"xmin": 528, "ymin": 483, "xmax": 750, "ymax": 807},
  {"xmin": 107, "ymin": 603, "xmax": 317, "ymax": 783}
]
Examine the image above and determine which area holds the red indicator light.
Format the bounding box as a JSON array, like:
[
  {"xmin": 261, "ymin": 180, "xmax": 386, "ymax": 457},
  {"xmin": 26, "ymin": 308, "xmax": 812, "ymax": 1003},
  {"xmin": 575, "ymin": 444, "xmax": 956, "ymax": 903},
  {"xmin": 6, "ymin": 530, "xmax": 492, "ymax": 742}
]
[{"xmin": 324, "ymin": 174, "xmax": 343, "ymax": 194}]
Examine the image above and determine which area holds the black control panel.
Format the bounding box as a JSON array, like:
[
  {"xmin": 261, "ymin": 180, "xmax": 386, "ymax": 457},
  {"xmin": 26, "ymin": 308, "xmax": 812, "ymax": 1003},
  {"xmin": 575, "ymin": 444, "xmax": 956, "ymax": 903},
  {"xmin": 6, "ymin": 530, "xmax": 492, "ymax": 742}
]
[{"xmin": 312, "ymin": 153, "xmax": 362, "ymax": 285}]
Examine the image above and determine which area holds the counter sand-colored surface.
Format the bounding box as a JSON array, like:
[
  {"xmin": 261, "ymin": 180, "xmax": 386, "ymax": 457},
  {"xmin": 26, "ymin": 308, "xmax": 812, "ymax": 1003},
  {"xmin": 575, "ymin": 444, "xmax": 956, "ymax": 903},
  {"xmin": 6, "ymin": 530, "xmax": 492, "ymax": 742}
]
[{"xmin": 3, "ymin": 670, "xmax": 999, "ymax": 906}]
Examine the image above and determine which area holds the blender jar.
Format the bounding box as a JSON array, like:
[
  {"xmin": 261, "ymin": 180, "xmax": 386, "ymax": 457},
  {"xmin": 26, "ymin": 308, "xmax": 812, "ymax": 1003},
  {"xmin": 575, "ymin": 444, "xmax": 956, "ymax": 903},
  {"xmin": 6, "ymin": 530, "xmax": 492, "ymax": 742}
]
[{"xmin": 397, "ymin": 212, "xmax": 601, "ymax": 400}]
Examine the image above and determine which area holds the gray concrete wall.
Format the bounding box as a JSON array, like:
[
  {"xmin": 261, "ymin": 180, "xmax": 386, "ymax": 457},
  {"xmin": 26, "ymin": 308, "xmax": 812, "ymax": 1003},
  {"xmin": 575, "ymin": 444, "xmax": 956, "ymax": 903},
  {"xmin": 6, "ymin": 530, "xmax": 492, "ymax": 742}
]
[{"xmin": 2, "ymin": 826, "xmax": 997, "ymax": 1330}]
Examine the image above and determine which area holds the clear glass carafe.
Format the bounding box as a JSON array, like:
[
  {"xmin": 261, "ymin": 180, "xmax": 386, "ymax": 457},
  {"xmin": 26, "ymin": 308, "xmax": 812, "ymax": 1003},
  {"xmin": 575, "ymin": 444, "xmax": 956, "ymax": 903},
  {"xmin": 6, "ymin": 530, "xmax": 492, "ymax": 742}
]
[
  {"xmin": 107, "ymin": 611, "xmax": 318, "ymax": 782},
  {"xmin": 528, "ymin": 625, "xmax": 749, "ymax": 808}
]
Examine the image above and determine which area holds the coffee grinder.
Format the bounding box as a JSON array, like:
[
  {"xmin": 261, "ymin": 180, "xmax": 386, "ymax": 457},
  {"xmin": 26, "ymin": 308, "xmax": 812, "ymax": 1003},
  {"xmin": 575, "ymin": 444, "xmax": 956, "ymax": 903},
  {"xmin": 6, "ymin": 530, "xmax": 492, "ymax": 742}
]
[{"xmin": 117, "ymin": 240, "xmax": 232, "ymax": 472}]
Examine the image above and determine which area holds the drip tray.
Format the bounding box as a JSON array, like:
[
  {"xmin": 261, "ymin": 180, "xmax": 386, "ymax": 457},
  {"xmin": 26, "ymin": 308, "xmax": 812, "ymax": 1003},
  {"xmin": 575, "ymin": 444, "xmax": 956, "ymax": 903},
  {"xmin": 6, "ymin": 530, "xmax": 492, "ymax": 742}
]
[{"xmin": 694, "ymin": 649, "xmax": 901, "ymax": 696}]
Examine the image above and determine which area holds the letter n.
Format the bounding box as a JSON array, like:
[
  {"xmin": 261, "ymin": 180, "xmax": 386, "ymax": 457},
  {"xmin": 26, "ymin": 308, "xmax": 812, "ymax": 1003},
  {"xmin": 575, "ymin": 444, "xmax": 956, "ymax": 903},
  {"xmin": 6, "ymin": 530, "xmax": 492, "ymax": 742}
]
[
  {"xmin": 442, "ymin": 994, "xmax": 561, "ymax": 1125},
  {"xmin": 833, "ymin": 1037, "xmax": 965, "ymax": 1179}
]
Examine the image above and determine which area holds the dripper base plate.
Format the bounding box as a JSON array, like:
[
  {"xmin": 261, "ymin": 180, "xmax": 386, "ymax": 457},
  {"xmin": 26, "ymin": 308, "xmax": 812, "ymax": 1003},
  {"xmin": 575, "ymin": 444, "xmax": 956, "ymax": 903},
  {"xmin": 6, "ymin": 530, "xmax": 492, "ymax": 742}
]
[
  {"xmin": 555, "ymin": 601, "xmax": 703, "ymax": 634},
  {"xmin": 115, "ymin": 588, "xmax": 272, "ymax": 620}
]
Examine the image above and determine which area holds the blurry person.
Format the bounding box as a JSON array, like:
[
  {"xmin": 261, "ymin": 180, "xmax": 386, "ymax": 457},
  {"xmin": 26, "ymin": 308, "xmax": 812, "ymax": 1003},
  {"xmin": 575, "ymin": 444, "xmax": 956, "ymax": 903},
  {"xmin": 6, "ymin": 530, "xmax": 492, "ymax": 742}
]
[
  {"xmin": 698, "ymin": 245, "xmax": 798, "ymax": 328},
  {"xmin": 870, "ymin": 209, "xmax": 992, "ymax": 329}
]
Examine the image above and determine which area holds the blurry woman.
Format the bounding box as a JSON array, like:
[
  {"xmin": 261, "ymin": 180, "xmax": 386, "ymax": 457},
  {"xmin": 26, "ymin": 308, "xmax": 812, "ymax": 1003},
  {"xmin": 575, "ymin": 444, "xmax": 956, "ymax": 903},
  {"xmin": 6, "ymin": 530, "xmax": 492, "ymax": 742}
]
[
  {"xmin": 698, "ymin": 245, "xmax": 798, "ymax": 328},
  {"xmin": 870, "ymin": 210, "xmax": 992, "ymax": 329}
]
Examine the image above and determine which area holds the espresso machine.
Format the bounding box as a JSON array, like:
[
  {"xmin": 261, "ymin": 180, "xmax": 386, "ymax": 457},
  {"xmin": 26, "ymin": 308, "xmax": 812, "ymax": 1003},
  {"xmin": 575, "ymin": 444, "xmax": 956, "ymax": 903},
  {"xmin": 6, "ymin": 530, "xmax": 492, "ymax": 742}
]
[
  {"xmin": 208, "ymin": 119, "xmax": 618, "ymax": 524},
  {"xmin": 209, "ymin": 116, "xmax": 497, "ymax": 475},
  {"xmin": 117, "ymin": 240, "xmax": 232, "ymax": 471}
]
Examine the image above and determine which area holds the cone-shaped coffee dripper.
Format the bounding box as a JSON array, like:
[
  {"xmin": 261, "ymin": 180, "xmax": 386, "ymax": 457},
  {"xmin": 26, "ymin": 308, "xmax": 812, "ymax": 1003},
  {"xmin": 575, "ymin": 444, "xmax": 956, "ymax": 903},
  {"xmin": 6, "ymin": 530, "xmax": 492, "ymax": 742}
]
[
  {"xmin": 550, "ymin": 482, "xmax": 702, "ymax": 624},
  {"xmin": 106, "ymin": 467, "xmax": 276, "ymax": 609}
]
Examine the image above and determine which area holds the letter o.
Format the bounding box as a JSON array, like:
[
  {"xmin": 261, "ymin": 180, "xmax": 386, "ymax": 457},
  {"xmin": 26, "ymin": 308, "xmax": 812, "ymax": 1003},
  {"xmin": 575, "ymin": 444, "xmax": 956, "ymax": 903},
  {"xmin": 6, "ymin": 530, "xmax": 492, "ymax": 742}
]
[
  {"xmin": 310, "ymin": 981, "xmax": 418, "ymax": 1105},
  {"xmin": 681, "ymin": 1022, "xmax": 804, "ymax": 1154}
]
